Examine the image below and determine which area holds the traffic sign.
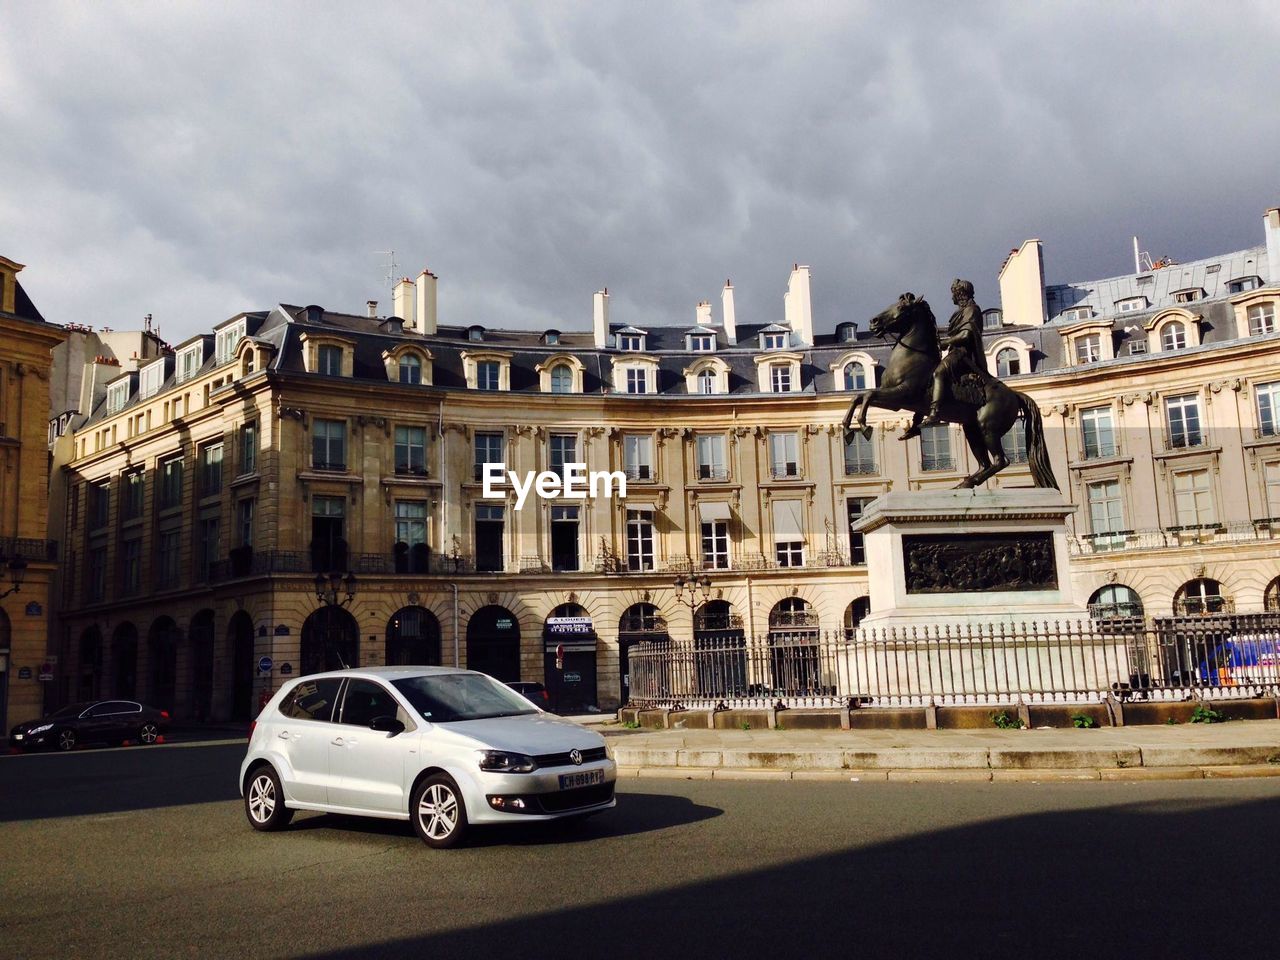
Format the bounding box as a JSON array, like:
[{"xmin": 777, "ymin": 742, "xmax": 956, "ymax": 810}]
[{"xmin": 258, "ymin": 656, "xmax": 273, "ymax": 674}]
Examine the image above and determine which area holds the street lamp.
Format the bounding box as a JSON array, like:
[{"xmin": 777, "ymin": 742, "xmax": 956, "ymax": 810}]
[
  {"xmin": 313, "ymin": 571, "xmax": 357, "ymax": 670},
  {"xmin": 673, "ymin": 573, "xmax": 713, "ymax": 634},
  {"xmin": 0, "ymin": 556, "xmax": 27, "ymax": 600}
]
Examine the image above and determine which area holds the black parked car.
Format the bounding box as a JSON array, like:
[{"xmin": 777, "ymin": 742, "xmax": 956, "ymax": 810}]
[
  {"xmin": 9, "ymin": 700, "xmax": 170, "ymax": 752},
  {"xmin": 506, "ymin": 682, "xmax": 551, "ymax": 710}
]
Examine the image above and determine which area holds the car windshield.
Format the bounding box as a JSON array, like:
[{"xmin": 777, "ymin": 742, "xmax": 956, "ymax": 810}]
[
  {"xmin": 49, "ymin": 702, "xmax": 92, "ymax": 719},
  {"xmin": 392, "ymin": 674, "xmax": 539, "ymax": 723}
]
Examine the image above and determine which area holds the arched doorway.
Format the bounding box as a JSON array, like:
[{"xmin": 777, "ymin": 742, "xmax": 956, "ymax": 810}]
[
  {"xmin": 228, "ymin": 611, "xmax": 255, "ymax": 721},
  {"xmin": 1088, "ymin": 585, "xmax": 1144, "ymax": 620},
  {"xmin": 147, "ymin": 617, "xmax": 180, "ymax": 712},
  {"xmin": 768, "ymin": 598, "xmax": 820, "ymax": 696},
  {"xmin": 1175, "ymin": 578, "xmax": 1227, "ymax": 616},
  {"xmin": 78, "ymin": 625, "xmax": 104, "ymax": 702},
  {"xmin": 466, "ymin": 605, "xmax": 521, "ymax": 682},
  {"xmin": 543, "ymin": 603, "xmax": 597, "ymax": 713},
  {"xmin": 386, "ymin": 606, "xmax": 442, "ymax": 665},
  {"xmin": 189, "ymin": 610, "xmax": 216, "ymax": 721},
  {"xmin": 111, "ymin": 622, "xmax": 138, "ymax": 699},
  {"xmin": 843, "ymin": 597, "xmax": 871, "ymax": 639},
  {"xmin": 1264, "ymin": 576, "xmax": 1280, "ymax": 613},
  {"xmin": 300, "ymin": 607, "xmax": 359, "ymax": 676},
  {"xmin": 618, "ymin": 603, "xmax": 669, "ymax": 705},
  {"xmin": 693, "ymin": 599, "xmax": 746, "ymax": 696}
]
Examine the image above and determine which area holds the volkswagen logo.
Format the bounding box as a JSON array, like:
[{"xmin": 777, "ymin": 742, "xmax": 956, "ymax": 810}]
[{"xmin": 569, "ymin": 749, "xmax": 583, "ymax": 766}]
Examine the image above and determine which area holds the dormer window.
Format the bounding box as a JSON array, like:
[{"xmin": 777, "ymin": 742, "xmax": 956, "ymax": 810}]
[
  {"xmin": 982, "ymin": 309, "xmax": 1003, "ymax": 329},
  {"xmin": 1228, "ymin": 277, "xmax": 1261, "ymax": 294},
  {"xmin": 1062, "ymin": 306, "xmax": 1093, "ymax": 323},
  {"xmin": 619, "ymin": 334, "xmax": 644, "ymax": 352},
  {"xmin": 399, "ymin": 352, "xmax": 421, "ymax": 384},
  {"xmin": 1161, "ymin": 320, "xmax": 1187, "ymax": 352},
  {"xmin": 625, "ymin": 368, "xmax": 648, "ymax": 394},
  {"xmin": 542, "ymin": 329, "xmax": 561, "ymax": 345},
  {"xmin": 1173, "ymin": 288, "xmax": 1204, "ymax": 304},
  {"xmin": 1117, "ymin": 297, "xmax": 1148, "ymax": 313},
  {"xmin": 550, "ymin": 364, "xmax": 573, "ymax": 394},
  {"xmin": 318, "ymin": 344, "xmax": 343, "ymax": 376},
  {"xmin": 139, "ymin": 359, "xmax": 165, "ymax": 400},
  {"xmin": 770, "ymin": 363, "xmax": 793, "ymax": 392},
  {"xmin": 762, "ymin": 332, "xmax": 788, "ymax": 350},
  {"xmin": 836, "ymin": 322, "xmax": 858, "ymax": 342},
  {"xmin": 176, "ymin": 343, "xmax": 203, "ymax": 383},
  {"xmin": 1248, "ymin": 302, "xmax": 1276, "ymax": 336},
  {"xmin": 689, "ymin": 333, "xmax": 715, "ymax": 352},
  {"xmin": 842, "ymin": 362, "xmax": 868, "ymax": 390},
  {"xmin": 996, "ymin": 348, "xmax": 1021, "ymax": 377},
  {"xmin": 106, "ymin": 379, "xmax": 130, "ymax": 416},
  {"xmin": 696, "ymin": 369, "xmax": 717, "ymax": 394},
  {"xmin": 467, "ymin": 325, "xmax": 485, "ymax": 343},
  {"xmin": 214, "ymin": 318, "xmax": 247, "ymax": 366},
  {"xmin": 1075, "ymin": 333, "xmax": 1101, "ymax": 364},
  {"xmin": 461, "ymin": 350, "xmax": 511, "ymax": 391}
]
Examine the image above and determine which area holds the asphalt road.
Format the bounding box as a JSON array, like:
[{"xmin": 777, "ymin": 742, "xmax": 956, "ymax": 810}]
[{"xmin": 2, "ymin": 742, "xmax": 1279, "ymax": 959}]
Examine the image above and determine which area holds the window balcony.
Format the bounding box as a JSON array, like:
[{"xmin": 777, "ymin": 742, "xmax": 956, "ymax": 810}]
[
  {"xmin": 697, "ymin": 466, "xmax": 730, "ymax": 482},
  {"xmin": 843, "ymin": 459, "xmax": 877, "ymax": 476},
  {"xmin": 312, "ymin": 460, "xmax": 348, "ymax": 472},
  {"xmin": 770, "ymin": 464, "xmax": 801, "ymax": 480},
  {"xmin": 921, "ymin": 455, "xmax": 954, "ymax": 472}
]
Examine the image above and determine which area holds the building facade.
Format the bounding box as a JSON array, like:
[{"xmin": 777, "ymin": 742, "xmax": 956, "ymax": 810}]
[
  {"xmin": 51, "ymin": 206, "xmax": 1280, "ymax": 719},
  {"xmin": 1, "ymin": 256, "xmax": 68, "ymax": 730}
]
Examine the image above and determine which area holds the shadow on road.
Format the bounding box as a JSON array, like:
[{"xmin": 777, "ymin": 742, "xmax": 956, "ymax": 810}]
[
  {"xmin": 298, "ymin": 792, "xmax": 1280, "ymax": 959},
  {"xmin": 287, "ymin": 791, "xmax": 720, "ymax": 845}
]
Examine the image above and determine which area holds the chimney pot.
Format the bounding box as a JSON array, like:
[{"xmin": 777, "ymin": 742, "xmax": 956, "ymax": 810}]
[{"xmin": 367, "ymin": 300, "xmax": 378, "ymax": 318}]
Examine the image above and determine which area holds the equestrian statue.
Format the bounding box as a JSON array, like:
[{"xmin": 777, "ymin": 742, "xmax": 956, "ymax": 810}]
[{"xmin": 841, "ymin": 280, "xmax": 1058, "ymax": 490}]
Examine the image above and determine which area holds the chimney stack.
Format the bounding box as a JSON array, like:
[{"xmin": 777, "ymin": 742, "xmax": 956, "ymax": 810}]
[
  {"xmin": 415, "ymin": 268, "xmax": 438, "ymax": 335},
  {"xmin": 722, "ymin": 279, "xmax": 737, "ymax": 344},
  {"xmin": 695, "ymin": 300, "xmax": 713, "ymax": 326},
  {"xmin": 367, "ymin": 300, "xmax": 378, "ymax": 319},
  {"xmin": 1265, "ymin": 206, "xmax": 1280, "ymax": 284},
  {"xmin": 783, "ymin": 264, "xmax": 813, "ymax": 346},
  {"xmin": 998, "ymin": 239, "xmax": 1047, "ymax": 326},
  {"xmin": 392, "ymin": 277, "xmax": 415, "ymax": 327},
  {"xmin": 593, "ymin": 288, "xmax": 610, "ymax": 348}
]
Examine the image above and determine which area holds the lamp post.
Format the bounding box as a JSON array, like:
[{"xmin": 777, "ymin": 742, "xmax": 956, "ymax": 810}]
[
  {"xmin": 0, "ymin": 556, "xmax": 27, "ymax": 600},
  {"xmin": 673, "ymin": 573, "xmax": 712, "ymax": 639},
  {"xmin": 314, "ymin": 571, "xmax": 357, "ymax": 670}
]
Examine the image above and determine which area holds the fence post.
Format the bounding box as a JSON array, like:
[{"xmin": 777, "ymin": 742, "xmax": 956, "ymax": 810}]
[{"xmin": 1104, "ymin": 692, "xmax": 1124, "ymax": 727}]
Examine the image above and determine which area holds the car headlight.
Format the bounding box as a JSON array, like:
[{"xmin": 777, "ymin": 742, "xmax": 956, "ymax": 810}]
[
  {"xmin": 477, "ymin": 750, "xmax": 537, "ymax": 773},
  {"xmin": 28, "ymin": 723, "xmax": 53, "ymax": 735}
]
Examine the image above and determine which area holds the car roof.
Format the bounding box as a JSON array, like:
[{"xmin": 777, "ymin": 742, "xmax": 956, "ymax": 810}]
[{"xmin": 290, "ymin": 665, "xmax": 475, "ymax": 683}]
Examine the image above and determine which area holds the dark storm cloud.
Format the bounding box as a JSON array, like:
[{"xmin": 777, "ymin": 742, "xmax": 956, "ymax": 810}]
[{"xmin": 2, "ymin": 1, "xmax": 1278, "ymax": 344}]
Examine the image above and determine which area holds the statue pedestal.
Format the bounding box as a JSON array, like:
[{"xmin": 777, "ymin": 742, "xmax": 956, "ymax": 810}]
[{"xmin": 853, "ymin": 489, "xmax": 1087, "ymax": 630}]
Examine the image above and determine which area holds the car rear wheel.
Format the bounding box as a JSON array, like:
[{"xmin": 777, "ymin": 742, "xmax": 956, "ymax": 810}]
[
  {"xmin": 245, "ymin": 766, "xmax": 294, "ymax": 831},
  {"xmin": 411, "ymin": 774, "xmax": 468, "ymax": 849},
  {"xmin": 56, "ymin": 729, "xmax": 76, "ymax": 751},
  {"xmin": 138, "ymin": 722, "xmax": 160, "ymax": 745}
]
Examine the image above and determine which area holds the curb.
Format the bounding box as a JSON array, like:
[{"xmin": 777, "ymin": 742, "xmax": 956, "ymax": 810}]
[{"xmin": 615, "ymin": 764, "xmax": 1280, "ymax": 782}]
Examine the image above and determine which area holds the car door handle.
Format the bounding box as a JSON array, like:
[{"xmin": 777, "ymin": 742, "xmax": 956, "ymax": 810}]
[
  {"xmin": 331, "ymin": 736, "xmax": 345, "ymax": 746},
  {"xmin": 278, "ymin": 731, "xmax": 291, "ymax": 740}
]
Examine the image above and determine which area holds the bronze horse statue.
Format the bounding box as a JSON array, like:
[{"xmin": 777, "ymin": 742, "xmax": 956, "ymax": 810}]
[{"xmin": 841, "ymin": 293, "xmax": 1058, "ymax": 489}]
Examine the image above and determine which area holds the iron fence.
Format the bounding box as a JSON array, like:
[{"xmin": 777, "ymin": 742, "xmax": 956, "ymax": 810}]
[{"xmin": 627, "ymin": 614, "xmax": 1280, "ymax": 709}]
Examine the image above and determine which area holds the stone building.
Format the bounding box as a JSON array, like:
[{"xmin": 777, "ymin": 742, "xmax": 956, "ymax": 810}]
[
  {"xmin": 1, "ymin": 256, "xmax": 68, "ymax": 730},
  {"xmin": 51, "ymin": 205, "xmax": 1280, "ymax": 719}
]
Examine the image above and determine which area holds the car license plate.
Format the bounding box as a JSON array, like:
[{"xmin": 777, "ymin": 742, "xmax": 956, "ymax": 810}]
[{"xmin": 558, "ymin": 769, "xmax": 604, "ymax": 790}]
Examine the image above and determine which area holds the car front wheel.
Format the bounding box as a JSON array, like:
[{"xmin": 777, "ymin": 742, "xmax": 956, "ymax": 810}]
[
  {"xmin": 138, "ymin": 722, "xmax": 160, "ymax": 745},
  {"xmin": 411, "ymin": 774, "xmax": 468, "ymax": 849},
  {"xmin": 245, "ymin": 766, "xmax": 294, "ymax": 832},
  {"xmin": 56, "ymin": 729, "xmax": 76, "ymax": 751}
]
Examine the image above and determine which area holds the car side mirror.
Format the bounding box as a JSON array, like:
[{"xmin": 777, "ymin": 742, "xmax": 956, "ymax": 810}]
[{"xmin": 369, "ymin": 715, "xmax": 405, "ymax": 735}]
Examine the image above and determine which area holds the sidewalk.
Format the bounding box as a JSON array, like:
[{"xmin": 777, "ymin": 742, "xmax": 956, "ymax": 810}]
[{"xmin": 600, "ymin": 719, "xmax": 1280, "ymax": 782}]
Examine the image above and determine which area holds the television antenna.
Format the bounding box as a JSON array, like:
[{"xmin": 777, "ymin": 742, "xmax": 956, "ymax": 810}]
[{"xmin": 374, "ymin": 250, "xmax": 400, "ymax": 287}]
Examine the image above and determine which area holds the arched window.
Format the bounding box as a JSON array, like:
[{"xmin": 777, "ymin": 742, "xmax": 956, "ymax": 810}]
[
  {"xmin": 1161, "ymin": 321, "xmax": 1187, "ymax": 352},
  {"xmin": 1266, "ymin": 576, "xmax": 1280, "ymax": 612},
  {"xmin": 1175, "ymin": 578, "xmax": 1227, "ymax": 615},
  {"xmin": 1088, "ymin": 584, "xmax": 1143, "ymax": 620},
  {"xmin": 996, "ymin": 348, "xmax": 1021, "ymax": 377},
  {"xmin": 399, "ymin": 352, "xmax": 422, "ymax": 384},
  {"xmin": 550, "ymin": 364, "xmax": 573, "ymax": 394},
  {"xmin": 843, "ymin": 362, "xmax": 867, "ymax": 390},
  {"xmin": 843, "ymin": 597, "xmax": 871, "ymax": 637},
  {"xmin": 696, "ymin": 368, "xmax": 717, "ymax": 394},
  {"xmin": 769, "ymin": 597, "xmax": 816, "ymax": 630}
]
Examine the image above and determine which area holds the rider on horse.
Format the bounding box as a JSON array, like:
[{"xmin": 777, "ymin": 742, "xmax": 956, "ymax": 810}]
[{"xmin": 901, "ymin": 278, "xmax": 989, "ymax": 441}]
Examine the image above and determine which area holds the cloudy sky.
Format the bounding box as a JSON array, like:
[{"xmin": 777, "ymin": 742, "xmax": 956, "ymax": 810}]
[{"xmin": 4, "ymin": 1, "xmax": 1278, "ymax": 344}]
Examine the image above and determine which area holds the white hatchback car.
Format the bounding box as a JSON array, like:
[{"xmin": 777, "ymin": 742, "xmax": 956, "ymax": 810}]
[{"xmin": 239, "ymin": 666, "xmax": 616, "ymax": 848}]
